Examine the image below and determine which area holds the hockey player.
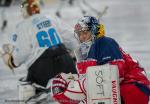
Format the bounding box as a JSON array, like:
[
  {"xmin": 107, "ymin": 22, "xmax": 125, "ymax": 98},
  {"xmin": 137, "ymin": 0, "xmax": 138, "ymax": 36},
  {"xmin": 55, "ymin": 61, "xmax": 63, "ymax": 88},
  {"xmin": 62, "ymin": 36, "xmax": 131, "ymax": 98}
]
[
  {"xmin": 50, "ymin": 16, "xmax": 150, "ymax": 104},
  {"xmin": 1, "ymin": 0, "xmax": 77, "ymax": 89},
  {"xmin": 74, "ymin": 16, "xmax": 150, "ymax": 104}
]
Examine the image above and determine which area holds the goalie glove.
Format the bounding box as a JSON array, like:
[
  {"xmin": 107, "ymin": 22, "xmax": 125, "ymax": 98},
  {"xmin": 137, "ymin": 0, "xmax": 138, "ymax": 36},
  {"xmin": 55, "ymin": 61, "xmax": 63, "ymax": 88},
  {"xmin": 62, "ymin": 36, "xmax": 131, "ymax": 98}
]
[
  {"xmin": 51, "ymin": 74, "xmax": 68, "ymax": 95},
  {"xmin": 1, "ymin": 44, "xmax": 17, "ymax": 70},
  {"xmin": 49, "ymin": 73, "xmax": 86, "ymax": 104},
  {"xmin": 52, "ymin": 80, "xmax": 86, "ymax": 104},
  {"xmin": 48, "ymin": 73, "xmax": 78, "ymax": 95}
]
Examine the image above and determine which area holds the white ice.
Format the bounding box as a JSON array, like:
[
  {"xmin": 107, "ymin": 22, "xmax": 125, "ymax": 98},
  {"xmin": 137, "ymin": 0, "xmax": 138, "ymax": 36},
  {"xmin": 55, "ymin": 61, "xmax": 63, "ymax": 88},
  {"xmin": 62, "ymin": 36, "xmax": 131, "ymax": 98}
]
[{"xmin": 0, "ymin": 0, "xmax": 150, "ymax": 103}]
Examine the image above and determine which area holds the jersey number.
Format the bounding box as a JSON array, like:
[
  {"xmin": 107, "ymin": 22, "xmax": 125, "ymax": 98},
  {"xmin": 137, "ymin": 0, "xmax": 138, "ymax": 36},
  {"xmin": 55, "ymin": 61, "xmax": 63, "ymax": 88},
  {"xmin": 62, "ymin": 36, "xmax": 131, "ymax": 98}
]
[{"xmin": 36, "ymin": 28, "xmax": 61, "ymax": 47}]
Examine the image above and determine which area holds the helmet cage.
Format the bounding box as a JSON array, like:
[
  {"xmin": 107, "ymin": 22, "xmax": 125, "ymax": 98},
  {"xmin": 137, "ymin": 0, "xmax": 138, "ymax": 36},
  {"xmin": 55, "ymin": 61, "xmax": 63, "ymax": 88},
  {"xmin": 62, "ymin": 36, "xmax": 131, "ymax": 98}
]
[
  {"xmin": 74, "ymin": 23, "xmax": 93, "ymax": 43},
  {"xmin": 74, "ymin": 16, "xmax": 99, "ymax": 42}
]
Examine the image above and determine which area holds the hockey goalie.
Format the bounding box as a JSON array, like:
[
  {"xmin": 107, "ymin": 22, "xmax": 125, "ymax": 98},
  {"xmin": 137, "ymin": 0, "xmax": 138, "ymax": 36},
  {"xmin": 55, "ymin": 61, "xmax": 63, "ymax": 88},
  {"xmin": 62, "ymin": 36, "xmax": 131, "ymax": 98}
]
[{"xmin": 49, "ymin": 16, "xmax": 150, "ymax": 104}]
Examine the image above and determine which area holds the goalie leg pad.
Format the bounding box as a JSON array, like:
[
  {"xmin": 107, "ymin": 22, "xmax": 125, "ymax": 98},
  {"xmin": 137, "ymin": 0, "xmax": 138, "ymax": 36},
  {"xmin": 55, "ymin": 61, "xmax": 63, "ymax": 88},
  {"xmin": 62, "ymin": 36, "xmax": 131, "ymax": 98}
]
[{"xmin": 18, "ymin": 81, "xmax": 35, "ymax": 103}]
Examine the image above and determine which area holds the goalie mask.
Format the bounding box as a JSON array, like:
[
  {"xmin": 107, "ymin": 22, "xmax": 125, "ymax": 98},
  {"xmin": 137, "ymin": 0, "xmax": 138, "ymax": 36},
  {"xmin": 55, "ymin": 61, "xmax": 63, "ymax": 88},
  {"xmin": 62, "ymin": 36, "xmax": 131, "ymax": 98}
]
[
  {"xmin": 74, "ymin": 16, "xmax": 105, "ymax": 43},
  {"xmin": 21, "ymin": 0, "xmax": 40, "ymax": 18}
]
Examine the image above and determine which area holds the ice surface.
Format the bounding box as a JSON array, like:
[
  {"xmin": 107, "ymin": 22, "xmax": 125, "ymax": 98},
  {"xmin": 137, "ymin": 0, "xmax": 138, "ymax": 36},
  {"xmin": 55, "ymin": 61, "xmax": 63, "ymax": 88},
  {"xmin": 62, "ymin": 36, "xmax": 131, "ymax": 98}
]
[{"xmin": 0, "ymin": 0, "xmax": 150, "ymax": 103}]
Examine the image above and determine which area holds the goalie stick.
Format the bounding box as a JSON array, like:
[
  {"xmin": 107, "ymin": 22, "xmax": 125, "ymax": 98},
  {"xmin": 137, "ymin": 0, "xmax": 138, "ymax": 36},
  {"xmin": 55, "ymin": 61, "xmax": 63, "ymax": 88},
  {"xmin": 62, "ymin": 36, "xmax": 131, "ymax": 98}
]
[{"xmin": 82, "ymin": 0, "xmax": 109, "ymax": 20}]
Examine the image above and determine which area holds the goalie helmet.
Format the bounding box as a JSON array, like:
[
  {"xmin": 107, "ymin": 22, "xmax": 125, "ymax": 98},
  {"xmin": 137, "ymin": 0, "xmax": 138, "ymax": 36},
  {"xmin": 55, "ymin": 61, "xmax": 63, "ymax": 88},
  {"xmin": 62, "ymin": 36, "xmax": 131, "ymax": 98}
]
[
  {"xmin": 74, "ymin": 16, "xmax": 105, "ymax": 42},
  {"xmin": 21, "ymin": 0, "xmax": 40, "ymax": 18}
]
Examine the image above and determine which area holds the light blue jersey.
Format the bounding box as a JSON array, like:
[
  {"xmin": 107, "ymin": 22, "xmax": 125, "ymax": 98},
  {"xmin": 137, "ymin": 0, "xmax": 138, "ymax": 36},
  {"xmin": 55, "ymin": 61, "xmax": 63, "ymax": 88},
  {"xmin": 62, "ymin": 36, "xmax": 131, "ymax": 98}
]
[{"xmin": 11, "ymin": 14, "xmax": 78, "ymax": 68}]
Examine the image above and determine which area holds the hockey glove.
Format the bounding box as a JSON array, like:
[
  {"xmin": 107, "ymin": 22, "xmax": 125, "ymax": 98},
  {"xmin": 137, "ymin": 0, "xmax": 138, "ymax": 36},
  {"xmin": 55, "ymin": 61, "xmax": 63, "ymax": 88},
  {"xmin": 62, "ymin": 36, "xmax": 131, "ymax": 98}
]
[
  {"xmin": 1, "ymin": 44, "xmax": 16, "ymax": 69},
  {"xmin": 51, "ymin": 73, "xmax": 86, "ymax": 104},
  {"xmin": 52, "ymin": 74, "xmax": 68, "ymax": 95}
]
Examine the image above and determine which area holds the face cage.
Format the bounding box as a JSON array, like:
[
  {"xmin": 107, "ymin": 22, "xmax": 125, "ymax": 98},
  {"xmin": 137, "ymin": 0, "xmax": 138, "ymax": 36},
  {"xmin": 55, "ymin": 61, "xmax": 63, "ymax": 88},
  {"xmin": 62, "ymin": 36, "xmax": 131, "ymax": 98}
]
[
  {"xmin": 74, "ymin": 27, "xmax": 88, "ymax": 41},
  {"xmin": 74, "ymin": 31, "xmax": 80, "ymax": 42},
  {"xmin": 74, "ymin": 30, "xmax": 95, "ymax": 43}
]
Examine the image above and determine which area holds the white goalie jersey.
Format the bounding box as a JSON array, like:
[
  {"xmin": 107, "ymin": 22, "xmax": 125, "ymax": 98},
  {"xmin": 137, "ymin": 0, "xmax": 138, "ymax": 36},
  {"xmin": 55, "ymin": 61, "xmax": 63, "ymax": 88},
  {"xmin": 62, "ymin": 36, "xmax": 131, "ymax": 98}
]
[{"xmin": 9, "ymin": 14, "xmax": 78, "ymax": 68}]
